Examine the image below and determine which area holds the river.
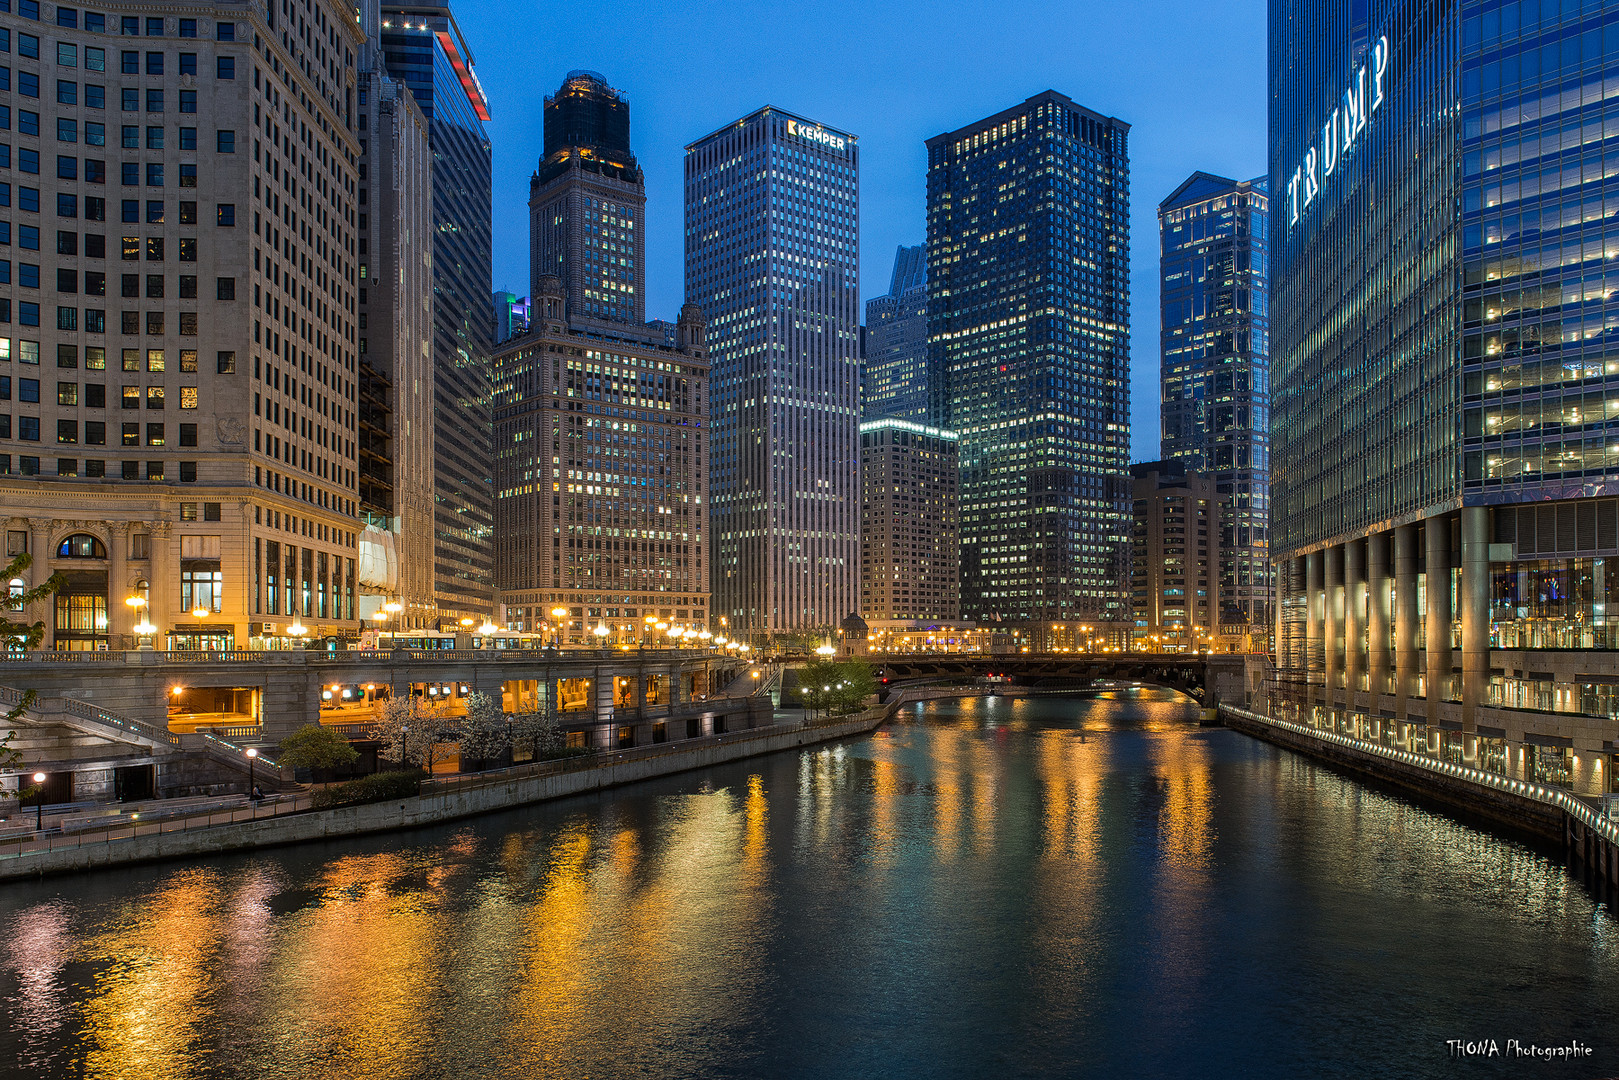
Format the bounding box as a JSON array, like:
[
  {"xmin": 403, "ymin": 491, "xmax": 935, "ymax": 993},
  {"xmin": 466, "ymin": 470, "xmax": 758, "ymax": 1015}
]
[{"xmin": 2, "ymin": 691, "xmax": 1616, "ymax": 1079}]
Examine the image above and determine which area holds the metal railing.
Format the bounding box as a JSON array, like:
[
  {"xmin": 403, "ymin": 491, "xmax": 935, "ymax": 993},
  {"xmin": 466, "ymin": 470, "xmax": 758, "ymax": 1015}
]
[
  {"xmin": 0, "ymin": 793, "xmax": 313, "ymax": 860},
  {"xmin": 62, "ymin": 697, "xmax": 181, "ymax": 747},
  {"xmin": 1221, "ymin": 705, "xmax": 1619, "ymax": 849}
]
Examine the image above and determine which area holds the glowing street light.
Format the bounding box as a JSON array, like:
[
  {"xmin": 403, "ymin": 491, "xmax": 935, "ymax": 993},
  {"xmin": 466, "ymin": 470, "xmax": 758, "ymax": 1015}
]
[
  {"xmin": 478, "ymin": 620, "xmax": 499, "ymax": 635},
  {"xmin": 288, "ymin": 620, "xmax": 307, "ymax": 638},
  {"xmin": 245, "ymin": 747, "xmax": 259, "ymax": 807},
  {"xmin": 594, "ymin": 622, "xmax": 610, "ymax": 641},
  {"xmin": 31, "ymin": 771, "xmax": 46, "ymax": 831},
  {"xmin": 383, "ymin": 600, "xmax": 403, "ymax": 614},
  {"xmin": 815, "ymin": 644, "xmax": 836, "ymax": 657}
]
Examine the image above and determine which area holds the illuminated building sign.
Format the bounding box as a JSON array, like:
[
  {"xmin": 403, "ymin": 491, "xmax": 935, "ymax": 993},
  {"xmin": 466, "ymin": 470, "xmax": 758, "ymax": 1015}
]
[
  {"xmin": 1287, "ymin": 35, "xmax": 1388, "ymax": 229},
  {"xmin": 785, "ymin": 118, "xmax": 847, "ymax": 152}
]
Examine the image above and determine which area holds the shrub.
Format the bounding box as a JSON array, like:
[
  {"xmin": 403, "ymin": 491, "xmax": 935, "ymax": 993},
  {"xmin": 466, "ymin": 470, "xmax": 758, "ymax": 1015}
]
[
  {"xmin": 310, "ymin": 769, "xmax": 425, "ymax": 809},
  {"xmin": 277, "ymin": 724, "xmax": 360, "ymax": 771}
]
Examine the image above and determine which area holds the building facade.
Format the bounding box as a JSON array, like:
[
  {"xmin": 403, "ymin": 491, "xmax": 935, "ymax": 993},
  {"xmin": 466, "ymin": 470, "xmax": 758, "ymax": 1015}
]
[
  {"xmin": 0, "ymin": 0, "xmax": 368, "ymax": 652},
  {"xmin": 1158, "ymin": 172, "xmax": 1271, "ymax": 649},
  {"xmin": 1271, "ymin": 0, "xmax": 1619, "ymax": 793},
  {"xmin": 492, "ymin": 289, "xmax": 528, "ymax": 343},
  {"xmin": 377, "ymin": 3, "xmax": 493, "ymax": 627},
  {"xmin": 685, "ymin": 107, "xmax": 861, "ymax": 640},
  {"xmin": 859, "ymin": 418, "xmax": 959, "ymax": 622},
  {"xmin": 927, "ymin": 92, "xmax": 1132, "ymax": 633},
  {"xmin": 356, "ymin": 13, "xmax": 434, "ymax": 631},
  {"xmin": 1130, "ymin": 461, "xmax": 1219, "ymax": 653},
  {"xmin": 529, "ymin": 70, "xmax": 643, "ymax": 325},
  {"xmin": 862, "ymin": 244, "xmax": 929, "ymax": 423},
  {"xmin": 492, "ymin": 278, "xmax": 709, "ymax": 645}
]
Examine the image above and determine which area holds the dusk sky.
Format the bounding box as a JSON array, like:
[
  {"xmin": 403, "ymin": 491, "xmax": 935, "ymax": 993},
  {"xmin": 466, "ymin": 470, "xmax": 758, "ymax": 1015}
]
[{"xmin": 455, "ymin": 0, "xmax": 1267, "ymax": 462}]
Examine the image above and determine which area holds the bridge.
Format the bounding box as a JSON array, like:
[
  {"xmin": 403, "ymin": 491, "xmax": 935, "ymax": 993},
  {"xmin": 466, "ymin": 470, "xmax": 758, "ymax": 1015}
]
[{"xmin": 871, "ymin": 652, "xmax": 1255, "ymax": 707}]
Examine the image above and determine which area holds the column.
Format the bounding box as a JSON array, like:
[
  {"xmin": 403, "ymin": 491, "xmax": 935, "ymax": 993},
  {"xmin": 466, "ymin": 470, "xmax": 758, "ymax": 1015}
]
[
  {"xmin": 1344, "ymin": 539, "xmax": 1364, "ymax": 704},
  {"xmin": 594, "ymin": 665, "xmax": 615, "ymax": 748},
  {"xmin": 1367, "ymin": 530, "xmax": 1390, "ymax": 701},
  {"xmin": 1324, "ymin": 545, "xmax": 1343, "ymax": 709},
  {"xmin": 1394, "ymin": 524, "xmax": 1420, "ymax": 717},
  {"xmin": 1305, "ymin": 551, "xmax": 1324, "ymax": 691},
  {"xmin": 27, "ymin": 518, "xmax": 53, "ymax": 646},
  {"xmin": 106, "ymin": 522, "xmax": 131, "ymax": 648},
  {"xmin": 1459, "ymin": 505, "xmax": 1490, "ymax": 748},
  {"xmin": 1425, "ymin": 515, "xmax": 1453, "ymax": 720},
  {"xmin": 148, "ymin": 521, "xmax": 173, "ymax": 651}
]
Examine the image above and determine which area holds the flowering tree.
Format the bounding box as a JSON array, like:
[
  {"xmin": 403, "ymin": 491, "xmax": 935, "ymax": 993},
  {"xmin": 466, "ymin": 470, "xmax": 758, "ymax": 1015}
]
[
  {"xmin": 367, "ymin": 693, "xmax": 445, "ymax": 771},
  {"xmin": 458, "ymin": 691, "xmax": 511, "ymax": 769},
  {"xmin": 510, "ymin": 708, "xmax": 565, "ymax": 762},
  {"xmin": 0, "ymin": 552, "xmax": 64, "ymax": 771}
]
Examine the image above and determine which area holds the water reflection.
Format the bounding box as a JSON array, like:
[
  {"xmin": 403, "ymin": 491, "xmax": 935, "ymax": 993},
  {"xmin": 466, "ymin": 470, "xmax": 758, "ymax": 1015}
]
[{"xmin": 2, "ymin": 690, "xmax": 1617, "ymax": 1079}]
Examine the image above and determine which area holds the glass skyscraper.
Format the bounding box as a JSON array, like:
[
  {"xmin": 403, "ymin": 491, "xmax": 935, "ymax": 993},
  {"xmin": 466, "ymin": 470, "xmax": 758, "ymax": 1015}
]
[
  {"xmin": 927, "ymin": 92, "xmax": 1132, "ymax": 629},
  {"xmin": 379, "ymin": 4, "xmax": 494, "ymax": 625},
  {"xmin": 1159, "ymin": 172, "xmax": 1271, "ymax": 645},
  {"xmin": 863, "ymin": 245, "xmax": 930, "ymax": 423},
  {"xmin": 685, "ymin": 108, "xmax": 861, "ymax": 640},
  {"xmin": 1271, "ymin": 0, "xmax": 1619, "ymax": 792}
]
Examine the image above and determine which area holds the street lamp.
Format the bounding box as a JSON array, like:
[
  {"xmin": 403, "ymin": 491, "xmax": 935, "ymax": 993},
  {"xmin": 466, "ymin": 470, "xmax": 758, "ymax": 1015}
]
[
  {"xmin": 594, "ymin": 622, "xmax": 610, "ymax": 645},
  {"xmin": 245, "ymin": 747, "xmax": 258, "ymax": 807},
  {"xmin": 31, "ymin": 771, "xmax": 45, "ymax": 831},
  {"xmin": 383, "ymin": 600, "xmax": 402, "ymax": 615},
  {"xmin": 479, "ymin": 620, "xmax": 499, "ymax": 636}
]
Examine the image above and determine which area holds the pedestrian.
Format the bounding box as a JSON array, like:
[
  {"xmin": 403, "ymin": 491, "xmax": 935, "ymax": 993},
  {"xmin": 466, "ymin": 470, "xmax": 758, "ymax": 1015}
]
[{"xmin": 251, "ymin": 785, "xmax": 263, "ymax": 802}]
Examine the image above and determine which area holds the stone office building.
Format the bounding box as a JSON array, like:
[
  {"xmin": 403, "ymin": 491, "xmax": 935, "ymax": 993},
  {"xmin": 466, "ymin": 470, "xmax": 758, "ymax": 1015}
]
[{"xmin": 1, "ymin": 0, "xmax": 368, "ymax": 651}]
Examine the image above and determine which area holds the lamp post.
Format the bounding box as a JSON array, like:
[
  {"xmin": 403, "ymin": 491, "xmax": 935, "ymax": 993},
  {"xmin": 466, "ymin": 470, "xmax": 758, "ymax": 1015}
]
[
  {"xmin": 31, "ymin": 771, "xmax": 45, "ymax": 831},
  {"xmin": 594, "ymin": 622, "xmax": 610, "ymax": 651},
  {"xmin": 245, "ymin": 747, "xmax": 258, "ymax": 811},
  {"xmin": 552, "ymin": 607, "xmax": 569, "ymax": 650}
]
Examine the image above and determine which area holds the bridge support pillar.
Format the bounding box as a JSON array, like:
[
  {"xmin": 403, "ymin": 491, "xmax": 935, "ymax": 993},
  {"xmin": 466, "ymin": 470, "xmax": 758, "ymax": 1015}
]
[
  {"xmin": 1460, "ymin": 505, "xmax": 1490, "ymax": 757},
  {"xmin": 1425, "ymin": 514, "xmax": 1453, "ymax": 726},
  {"xmin": 1367, "ymin": 530, "xmax": 1390, "ymax": 702}
]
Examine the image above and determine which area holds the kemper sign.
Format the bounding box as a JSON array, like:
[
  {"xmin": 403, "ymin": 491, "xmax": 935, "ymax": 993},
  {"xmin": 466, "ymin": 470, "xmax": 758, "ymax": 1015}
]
[
  {"xmin": 1287, "ymin": 35, "xmax": 1389, "ymax": 229},
  {"xmin": 785, "ymin": 118, "xmax": 846, "ymax": 152}
]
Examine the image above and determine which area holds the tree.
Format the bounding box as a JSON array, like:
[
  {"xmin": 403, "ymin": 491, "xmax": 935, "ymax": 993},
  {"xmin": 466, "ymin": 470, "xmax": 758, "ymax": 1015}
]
[
  {"xmin": 510, "ymin": 709, "xmax": 565, "ymax": 762},
  {"xmin": 798, "ymin": 658, "xmax": 875, "ymax": 717},
  {"xmin": 367, "ymin": 694, "xmax": 447, "ymax": 771},
  {"xmin": 458, "ymin": 691, "xmax": 511, "ymax": 769},
  {"xmin": 276, "ymin": 724, "xmax": 360, "ymax": 772},
  {"xmin": 0, "ymin": 552, "xmax": 65, "ymax": 771}
]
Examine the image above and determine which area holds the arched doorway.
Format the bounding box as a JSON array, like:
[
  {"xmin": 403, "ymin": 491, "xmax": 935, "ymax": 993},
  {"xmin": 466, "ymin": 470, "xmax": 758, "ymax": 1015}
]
[{"xmin": 53, "ymin": 533, "xmax": 108, "ymax": 651}]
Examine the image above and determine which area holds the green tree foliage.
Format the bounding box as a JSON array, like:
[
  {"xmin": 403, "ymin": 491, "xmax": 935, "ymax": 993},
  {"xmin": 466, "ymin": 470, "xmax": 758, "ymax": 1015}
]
[
  {"xmin": 276, "ymin": 724, "xmax": 360, "ymax": 771},
  {"xmin": 0, "ymin": 552, "xmax": 65, "ymax": 770},
  {"xmin": 799, "ymin": 659, "xmax": 876, "ymax": 716}
]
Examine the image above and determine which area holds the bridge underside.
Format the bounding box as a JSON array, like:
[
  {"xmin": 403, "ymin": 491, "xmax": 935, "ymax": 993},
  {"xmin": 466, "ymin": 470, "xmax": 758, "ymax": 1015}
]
[{"xmin": 875, "ymin": 657, "xmax": 1225, "ymax": 706}]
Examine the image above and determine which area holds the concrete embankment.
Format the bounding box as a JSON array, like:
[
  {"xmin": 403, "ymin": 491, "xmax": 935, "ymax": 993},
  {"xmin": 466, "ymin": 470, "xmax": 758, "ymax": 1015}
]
[
  {"xmin": 1219, "ymin": 706, "xmax": 1568, "ymax": 844},
  {"xmin": 0, "ymin": 706, "xmax": 892, "ymax": 881}
]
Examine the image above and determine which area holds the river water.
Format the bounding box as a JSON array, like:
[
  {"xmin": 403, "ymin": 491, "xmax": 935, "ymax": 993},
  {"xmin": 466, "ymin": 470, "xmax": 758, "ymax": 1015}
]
[{"xmin": 2, "ymin": 691, "xmax": 1617, "ymax": 1079}]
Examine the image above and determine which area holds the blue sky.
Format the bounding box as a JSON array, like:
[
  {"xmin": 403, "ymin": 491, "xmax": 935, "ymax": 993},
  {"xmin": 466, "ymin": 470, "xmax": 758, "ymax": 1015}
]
[{"xmin": 455, "ymin": 0, "xmax": 1266, "ymax": 462}]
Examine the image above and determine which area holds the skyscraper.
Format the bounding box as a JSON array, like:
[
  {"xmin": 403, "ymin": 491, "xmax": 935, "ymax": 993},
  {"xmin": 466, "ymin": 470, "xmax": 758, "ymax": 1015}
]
[
  {"xmin": 492, "ymin": 291, "xmax": 530, "ymax": 344},
  {"xmin": 1130, "ymin": 461, "xmax": 1219, "ymax": 652},
  {"xmin": 1271, "ymin": 1, "xmax": 1619, "ymax": 787},
  {"xmin": 863, "ymin": 245, "xmax": 929, "ymax": 423},
  {"xmin": 356, "ymin": 24, "xmax": 435, "ymax": 631},
  {"xmin": 529, "ymin": 71, "xmax": 645, "ymax": 325},
  {"xmin": 378, "ymin": 4, "xmax": 494, "ymax": 627},
  {"xmin": 0, "ymin": 0, "xmax": 366, "ymax": 651},
  {"xmin": 927, "ymin": 92, "xmax": 1132, "ymax": 628},
  {"xmin": 1158, "ymin": 172, "xmax": 1270, "ymax": 647},
  {"xmin": 860, "ymin": 418, "xmax": 959, "ymax": 622},
  {"xmin": 685, "ymin": 108, "xmax": 861, "ymax": 640}
]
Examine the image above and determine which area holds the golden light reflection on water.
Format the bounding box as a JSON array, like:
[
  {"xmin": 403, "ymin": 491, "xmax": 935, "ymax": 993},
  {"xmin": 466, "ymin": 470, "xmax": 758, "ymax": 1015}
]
[{"xmin": 6, "ymin": 689, "xmax": 1619, "ymax": 1079}]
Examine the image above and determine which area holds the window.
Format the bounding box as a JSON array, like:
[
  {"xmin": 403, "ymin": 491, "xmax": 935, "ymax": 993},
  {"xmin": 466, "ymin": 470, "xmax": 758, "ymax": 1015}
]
[
  {"xmin": 17, "ymin": 340, "xmax": 35, "ymax": 364},
  {"xmin": 215, "ymin": 130, "xmax": 233, "ymax": 153},
  {"xmin": 216, "ymin": 351, "xmax": 234, "ymax": 374},
  {"xmin": 55, "ymin": 155, "xmax": 75, "ymax": 180},
  {"xmin": 178, "ymin": 52, "xmax": 195, "ymax": 75},
  {"xmin": 178, "ymin": 421, "xmax": 195, "ymax": 446},
  {"xmin": 179, "ymin": 386, "xmax": 196, "ymax": 409},
  {"xmin": 145, "ymin": 348, "xmax": 162, "ymax": 371},
  {"xmin": 55, "ymin": 381, "xmax": 75, "ymax": 404},
  {"xmin": 55, "ymin": 342, "xmax": 74, "ymax": 367},
  {"xmin": 178, "ymin": 90, "xmax": 195, "ymax": 113},
  {"xmin": 144, "ymin": 459, "xmax": 161, "ymax": 479},
  {"xmin": 144, "ymin": 162, "xmax": 162, "ymax": 186},
  {"xmin": 120, "ymin": 162, "xmax": 137, "ymax": 186},
  {"xmin": 56, "ymin": 9, "xmax": 77, "ymax": 30},
  {"xmin": 54, "ymin": 306, "xmax": 73, "ymax": 330},
  {"xmin": 178, "ymin": 460, "xmax": 195, "ymax": 482},
  {"xmin": 84, "ymin": 420, "xmax": 102, "ymax": 444},
  {"xmin": 144, "ymin": 52, "xmax": 161, "ymax": 76},
  {"xmin": 145, "ymin": 385, "xmax": 162, "ymax": 409},
  {"xmin": 17, "ymin": 148, "xmax": 36, "ymax": 173},
  {"xmin": 217, "ymin": 23, "xmax": 234, "ymax": 41},
  {"xmin": 18, "ymin": 301, "xmax": 37, "ymax": 326},
  {"xmin": 216, "ymin": 277, "xmax": 233, "ymax": 300},
  {"xmin": 215, "ymin": 57, "xmax": 233, "ymax": 80},
  {"xmin": 83, "ymin": 161, "xmax": 103, "ymax": 185},
  {"xmin": 120, "ymin": 88, "xmax": 136, "ymax": 111},
  {"xmin": 84, "ymin": 308, "xmax": 103, "ymax": 331},
  {"xmin": 180, "ymin": 562, "xmax": 220, "ymax": 609},
  {"xmin": 83, "ymin": 459, "xmax": 102, "ymax": 477},
  {"xmin": 178, "ymin": 163, "xmax": 195, "ymax": 188},
  {"xmin": 215, "ymin": 204, "xmax": 233, "ymax": 227},
  {"xmin": 178, "ymin": 20, "xmax": 195, "ymax": 39},
  {"xmin": 18, "ymin": 416, "xmax": 38, "ymax": 440},
  {"xmin": 145, "ymin": 126, "xmax": 162, "ymax": 150},
  {"xmin": 145, "ymin": 18, "xmax": 162, "ymax": 36},
  {"xmin": 17, "ymin": 226, "xmax": 35, "ymax": 251},
  {"xmin": 84, "ymin": 122, "xmax": 104, "ymax": 147},
  {"xmin": 119, "ymin": 271, "xmax": 136, "ymax": 295},
  {"xmin": 56, "ymin": 534, "xmax": 105, "ymax": 558},
  {"xmin": 179, "ymin": 501, "xmax": 196, "ymax": 521},
  {"xmin": 56, "ymin": 418, "xmax": 75, "ymax": 443},
  {"xmin": 177, "ymin": 237, "xmax": 195, "ymax": 261},
  {"xmin": 144, "ymin": 310, "xmax": 162, "ymax": 334},
  {"xmin": 145, "ymin": 200, "xmax": 161, "ymax": 224},
  {"xmin": 120, "ymin": 346, "xmax": 136, "ymax": 369},
  {"xmin": 18, "ymin": 111, "xmax": 36, "ymax": 136},
  {"xmin": 120, "ymin": 460, "xmax": 136, "ymax": 479},
  {"xmin": 120, "ymin": 385, "xmax": 137, "ymax": 409},
  {"xmin": 119, "ymin": 49, "xmax": 137, "ymax": 74},
  {"xmin": 144, "ymin": 89, "xmax": 161, "ymax": 113},
  {"xmin": 178, "ymin": 348, "xmax": 195, "ymax": 372},
  {"xmin": 84, "ymin": 381, "xmax": 103, "ymax": 405},
  {"xmin": 18, "ymin": 377, "xmax": 36, "ymax": 401},
  {"xmin": 144, "ymin": 422, "xmax": 161, "ymax": 445},
  {"xmin": 178, "ymin": 127, "xmax": 194, "ymax": 151},
  {"xmin": 144, "ymin": 273, "xmax": 161, "ymax": 297},
  {"xmin": 120, "ymin": 235, "xmax": 137, "ymax": 260},
  {"xmin": 16, "ymin": 71, "xmax": 36, "ymax": 98},
  {"xmin": 55, "ymin": 458, "xmax": 76, "ymax": 476},
  {"xmin": 177, "ymin": 274, "xmax": 195, "ymax": 298},
  {"xmin": 55, "ymin": 192, "xmax": 76, "ymax": 217},
  {"xmin": 84, "ymin": 48, "xmax": 104, "ymax": 73},
  {"xmin": 84, "ymin": 84, "xmax": 103, "ymax": 108},
  {"xmin": 120, "ymin": 420, "xmax": 136, "ymax": 443},
  {"xmin": 56, "ymin": 81, "xmax": 75, "ymax": 106},
  {"xmin": 178, "ymin": 311, "xmax": 195, "ymax": 335},
  {"xmin": 19, "ymin": 187, "xmax": 37, "ymax": 212},
  {"xmin": 145, "ymin": 236, "xmax": 162, "ymax": 260}
]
